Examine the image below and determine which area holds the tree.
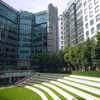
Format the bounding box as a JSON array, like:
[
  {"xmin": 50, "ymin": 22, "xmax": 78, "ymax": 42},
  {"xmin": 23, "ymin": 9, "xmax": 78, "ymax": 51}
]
[{"xmin": 92, "ymin": 32, "xmax": 100, "ymax": 71}]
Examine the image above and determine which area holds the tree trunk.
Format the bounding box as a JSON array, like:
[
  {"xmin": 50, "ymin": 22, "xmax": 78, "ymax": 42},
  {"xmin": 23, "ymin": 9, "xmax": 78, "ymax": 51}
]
[{"xmin": 96, "ymin": 65, "xmax": 100, "ymax": 72}]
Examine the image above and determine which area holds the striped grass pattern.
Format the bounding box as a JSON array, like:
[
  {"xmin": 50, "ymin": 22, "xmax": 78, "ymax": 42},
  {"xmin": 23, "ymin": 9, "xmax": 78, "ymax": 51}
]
[{"xmin": 24, "ymin": 73, "xmax": 100, "ymax": 100}]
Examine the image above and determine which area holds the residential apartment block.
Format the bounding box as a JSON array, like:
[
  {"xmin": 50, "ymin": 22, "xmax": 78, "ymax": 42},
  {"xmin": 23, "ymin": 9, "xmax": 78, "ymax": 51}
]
[
  {"xmin": 61, "ymin": 0, "xmax": 100, "ymax": 47},
  {"xmin": 82, "ymin": 0, "xmax": 100, "ymax": 40},
  {"xmin": 59, "ymin": 15, "xmax": 64, "ymax": 50}
]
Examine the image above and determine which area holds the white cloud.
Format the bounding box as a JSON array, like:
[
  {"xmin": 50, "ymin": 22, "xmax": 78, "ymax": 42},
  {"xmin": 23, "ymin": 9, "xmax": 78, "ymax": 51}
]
[{"xmin": 3, "ymin": 0, "xmax": 67, "ymax": 15}]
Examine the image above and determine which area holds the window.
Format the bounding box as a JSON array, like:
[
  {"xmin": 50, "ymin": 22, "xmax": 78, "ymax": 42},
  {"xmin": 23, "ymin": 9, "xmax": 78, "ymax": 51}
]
[
  {"xmin": 61, "ymin": 27, "xmax": 63, "ymax": 29},
  {"xmin": 85, "ymin": 23, "xmax": 88, "ymax": 29},
  {"xmin": 96, "ymin": 14, "xmax": 100, "ymax": 22},
  {"xmin": 84, "ymin": 1, "xmax": 87, "ymax": 7},
  {"xmin": 89, "ymin": 10, "xmax": 93, "ymax": 17},
  {"xmin": 89, "ymin": 3, "xmax": 93, "ymax": 9},
  {"xmin": 61, "ymin": 41, "xmax": 64, "ymax": 45},
  {"xmin": 61, "ymin": 32, "xmax": 63, "ymax": 34},
  {"xmin": 88, "ymin": 0, "xmax": 92, "ymax": 2},
  {"xmin": 95, "ymin": 6, "xmax": 99, "ymax": 13},
  {"xmin": 85, "ymin": 15, "xmax": 88, "ymax": 21},
  {"xmin": 97, "ymin": 24, "xmax": 100, "ymax": 30},
  {"xmin": 61, "ymin": 46, "xmax": 64, "ymax": 49},
  {"xmin": 61, "ymin": 36, "xmax": 63, "ymax": 39},
  {"xmin": 86, "ymin": 31, "xmax": 89, "ymax": 37},
  {"xmin": 35, "ymin": 13, "xmax": 48, "ymax": 24},
  {"xmin": 84, "ymin": 8, "xmax": 87, "ymax": 14},
  {"xmin": 91, "ymin": 27, "xmax": 94, "ymax": 34},
  {"xmin": 94, "ymin": 0, "xmax": 99, "ymax": 4},
  {"xmin": 90, "ymin": 20, "xmax": 94, "ymax": 26}
]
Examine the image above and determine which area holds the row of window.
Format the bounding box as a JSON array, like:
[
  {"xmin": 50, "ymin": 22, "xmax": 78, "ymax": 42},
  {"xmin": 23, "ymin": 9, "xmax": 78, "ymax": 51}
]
[
  {"xmin": 84, "ymin": 0, "xmax": 99, "ymax": 7},
  {"xmin": 85, "ymin": 13, "xmax": 100, "ymax": 23},
  {"xmin": 86, "ymin": 23, "xmax": 100, "ymax": 37},
  {"xmin": 84, "ymin": 5, "xmax": 99, "ymax": 16}
]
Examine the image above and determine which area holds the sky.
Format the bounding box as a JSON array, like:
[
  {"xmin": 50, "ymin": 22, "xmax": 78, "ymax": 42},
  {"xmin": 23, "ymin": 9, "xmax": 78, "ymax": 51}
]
[{"xmin": 3, "ymin": 0, "xmax": 67, "ymax": 15}]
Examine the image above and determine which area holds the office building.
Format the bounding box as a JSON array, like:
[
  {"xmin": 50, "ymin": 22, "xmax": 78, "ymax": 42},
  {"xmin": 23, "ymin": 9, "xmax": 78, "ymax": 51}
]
[
  {"xmin": 32, "ymin": 4, "xmax": 58, "ymax": 70},
  {"xmin": 17, "ymin": 11, "xmax": 32, "ymax": 69},
  {"xmin": 48, "ymin": 4, "xmax": 59, "ymax": 53},
  {"xmin": 0, "ymin": 0, "xmax": 17, "ymax": 70},
  {"xmin": 32, "ymin": 4, "xmax": 58, "ymax": 56},
  {"xmin": 32, "ymin": 11, "xmax": 48, "ymax": 57},
  {"xmin": 0, "ymin": 1, "xmax": 58, "ymax": 70}
]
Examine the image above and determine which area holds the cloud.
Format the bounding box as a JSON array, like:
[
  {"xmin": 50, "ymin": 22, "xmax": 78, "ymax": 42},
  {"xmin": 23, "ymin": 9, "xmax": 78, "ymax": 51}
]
[{"xmin": 3, "ymin": 0, "xmax": 67, "ymax": 14}]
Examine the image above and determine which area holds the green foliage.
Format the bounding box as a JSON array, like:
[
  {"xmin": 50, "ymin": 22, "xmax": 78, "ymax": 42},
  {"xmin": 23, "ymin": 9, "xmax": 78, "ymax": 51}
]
[
  {"xmin": 37, "ymin": 32, "xmax": 100, "ymax": 72},
  {"xmin": 64, "ymin": 32, "xmax": 100, "ymax": 71},
  {"xmin": 38, "ymin": 50, "xmax": 65, "ymax": 72},
  {"xmin": 72, "ymin": 71, "xmax": 100, "ymax": 77},
  {"xmin": 92, "ymin": 32, "xmax": 100, "ymax": 65}
]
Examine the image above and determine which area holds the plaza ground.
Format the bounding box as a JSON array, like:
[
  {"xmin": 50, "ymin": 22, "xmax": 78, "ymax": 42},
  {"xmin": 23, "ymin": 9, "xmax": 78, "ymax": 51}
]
[{"xmin": 0, "ymin": 72, "xmax": 100, "ymax": 100}]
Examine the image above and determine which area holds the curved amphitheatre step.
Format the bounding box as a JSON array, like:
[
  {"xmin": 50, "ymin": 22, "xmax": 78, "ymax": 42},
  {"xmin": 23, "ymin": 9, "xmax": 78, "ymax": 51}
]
[
  {"xmin": 37, "ymin": 73, "xmax": 66, "ymax": 77},
  {"xmin": 64, "ymin": 77, "xmax": 100, "ymax": 88},
  {"xmin": 42, "ymin": 82, "xmax": 78, "ymax": 100},
  {"xmin": 70, "ymin": 75, "xmax": 100, "ymax": 82},
  {"xmin": 28, "ymin": 80, "xmax": 48, "ymax": 84},
  {"xmin": 50, "ymin": 81, "xmax": 100, "ymax": 100},
  {"xmin": 57, "ymin": 79, "xmax": 100, "ymax": 95},
  {"xmin": 34, "ymin": 84, "xmax": 61, "ymax": 100},
  {"xmin": 39, "ymin": 73, "xmax": 67, "ymax": 76},
  {"xmin": 32, "ymin": 75, "xmax": 65, "ymax": 81},
  {"xmin": 25, "ymin": 85, "xmax": 48, "ymax": 100},
  {"xmin": 24, "ymin": 80, "xmax": 41, "ymax": 85},
  {"xmin": 29, "ymin": 77, "xmax": 55, "ymax": 83},
  {"xmin": 32, "ymin": 75, "xmax": 62, "ymax": 79},
  {"xmin": 38, "ymin": 74, "xmax": 67, "ymax": 78}
]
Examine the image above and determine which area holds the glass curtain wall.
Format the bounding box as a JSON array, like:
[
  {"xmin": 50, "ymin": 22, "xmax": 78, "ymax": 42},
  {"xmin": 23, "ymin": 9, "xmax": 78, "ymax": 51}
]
[
  {"xmin": 0, "ymin": 1, "xmax": 17, "ymax": 70},
  {"xmin": 17, "ymin": 12, "xmax": 32, "ymax": 69}
]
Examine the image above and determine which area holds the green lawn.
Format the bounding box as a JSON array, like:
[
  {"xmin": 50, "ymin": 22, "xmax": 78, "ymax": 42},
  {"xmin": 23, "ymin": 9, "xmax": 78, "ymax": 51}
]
[
  {"xmin": 0, "ymin": 86, "xmax": 42, "ymax": 100},
  {"xmin": 72, "ymin": 71, "xmax": 100, "ymax": 77}
]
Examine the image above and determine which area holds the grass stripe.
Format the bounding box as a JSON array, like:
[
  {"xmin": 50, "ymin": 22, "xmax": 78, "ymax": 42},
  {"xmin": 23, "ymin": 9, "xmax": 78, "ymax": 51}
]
[
  {"xmin": 58, "ymin": 81, "xmax": 100, "ymax": 98},
  {"xmin": 70, "ymin": 77, "xmax": 100, "ymax": 83},
  {"xmin": 42, "ymin": 83, "xmax": 67, "ymax": 100},
  {"xmin": 63, "ymin": 78, "xmax": 100, "ymax": 89},
  {"xmin": 64, "ymin": 77, "xmax": 100, "ymax": 88},
  {"xmin": 49, "ymin": 82, "xmax": 85, "ymax": 100},
  {"xmin": 33, "ymin": 85, "xmax": 53, "ymax": 100}
]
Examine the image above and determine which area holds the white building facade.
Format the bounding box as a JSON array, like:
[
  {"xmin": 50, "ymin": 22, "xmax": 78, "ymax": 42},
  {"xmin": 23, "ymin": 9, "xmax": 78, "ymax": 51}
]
[
  {"xmin": 62, "ymin": 0, "xmax": 100, "ymax": 47},
  {"xmin": 59, "ymin": 15, "xmax": 64, "ymax": 50},
  {"xmin": 82, "ymin": 0, "xmax": 100, "ymax": 40}
]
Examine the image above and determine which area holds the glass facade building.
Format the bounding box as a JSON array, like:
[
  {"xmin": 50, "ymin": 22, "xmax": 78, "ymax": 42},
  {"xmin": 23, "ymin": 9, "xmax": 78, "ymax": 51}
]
[
  {"xmin": 0, "ymin": 1, "xmax": 58, "ymax": 70},
  {"xmin": 0, "ymin": 1, "xmax": 17, "ymax": 70},
  {"xmin": 17, "ymin": 11, "xmax": 32, "ymax": 69},
  {"xmin": 32, "ymin": 11, "xmax": 48, "ymax": 57}
]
